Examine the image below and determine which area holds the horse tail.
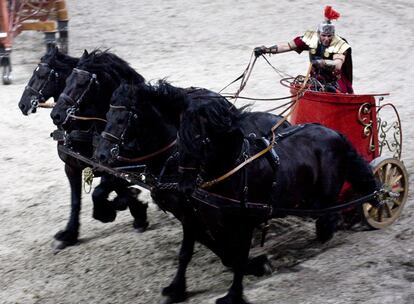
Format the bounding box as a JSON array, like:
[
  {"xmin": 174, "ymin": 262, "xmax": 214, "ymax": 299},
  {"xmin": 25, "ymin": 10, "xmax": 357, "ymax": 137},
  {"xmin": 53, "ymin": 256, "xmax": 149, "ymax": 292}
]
[{"xmin": 340, "ymin": 134, "xmax": 378, "ymax": 195}]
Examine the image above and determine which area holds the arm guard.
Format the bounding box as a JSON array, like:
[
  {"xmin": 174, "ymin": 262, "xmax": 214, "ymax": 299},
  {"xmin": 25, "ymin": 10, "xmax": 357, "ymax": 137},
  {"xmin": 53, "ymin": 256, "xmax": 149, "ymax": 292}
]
[{"xmin": 267, "ymin": 44, "xmax": 278, "ymax": 54}]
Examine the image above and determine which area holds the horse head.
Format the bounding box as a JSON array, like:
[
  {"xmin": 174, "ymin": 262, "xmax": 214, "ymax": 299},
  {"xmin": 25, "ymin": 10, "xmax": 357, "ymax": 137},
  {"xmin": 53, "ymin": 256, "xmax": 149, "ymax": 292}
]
[
  {"xmin": 94, "ymin": 83, "xmax": 141, "ymax": 164},
  {"xmin": 178, "ymin": 100, "xmax": 242, "ymax": 195},
  {"xmin": 18, "ymin": 46, "xmax": 78, "ymax": 115},
  {"xmin": 50, "ymin": 49, "xmax": 144, "ymax": 129},
  {"xmin": 95, "ymin": 82, "xmax": 177, "ymax": 166}
]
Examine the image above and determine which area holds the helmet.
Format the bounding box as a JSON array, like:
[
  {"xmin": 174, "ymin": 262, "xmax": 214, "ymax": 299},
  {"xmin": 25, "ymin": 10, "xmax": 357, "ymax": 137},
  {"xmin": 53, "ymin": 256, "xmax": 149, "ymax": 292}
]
[{"xmin": 317, "ymin": 6, "xmax": 340, "ymax": 35}]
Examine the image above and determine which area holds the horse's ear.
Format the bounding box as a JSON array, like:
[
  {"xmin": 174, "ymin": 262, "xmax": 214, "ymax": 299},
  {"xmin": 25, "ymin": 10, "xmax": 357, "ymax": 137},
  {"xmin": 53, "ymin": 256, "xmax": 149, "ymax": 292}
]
[{"xmin": 82, "ymin": 49, "xmax": 89, "ymax": 57}]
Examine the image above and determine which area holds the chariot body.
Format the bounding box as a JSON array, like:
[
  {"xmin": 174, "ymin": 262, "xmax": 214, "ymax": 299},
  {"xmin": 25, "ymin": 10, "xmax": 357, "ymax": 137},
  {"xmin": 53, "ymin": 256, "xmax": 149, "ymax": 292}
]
[{"xmin": 286, "ymin": 78, "xmax": 408, "ymax": 228}]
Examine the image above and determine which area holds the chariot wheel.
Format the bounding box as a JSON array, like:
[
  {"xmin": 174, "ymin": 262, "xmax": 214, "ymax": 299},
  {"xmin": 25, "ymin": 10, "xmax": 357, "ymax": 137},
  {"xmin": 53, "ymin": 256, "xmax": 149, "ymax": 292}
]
[{"xmin": 362, "ymin": 156, "xmax": 409, "ymax": 229}]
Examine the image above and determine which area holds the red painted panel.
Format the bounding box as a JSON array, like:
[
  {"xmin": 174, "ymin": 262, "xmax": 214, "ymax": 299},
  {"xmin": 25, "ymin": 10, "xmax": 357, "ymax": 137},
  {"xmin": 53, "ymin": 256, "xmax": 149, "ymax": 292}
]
[{"xmin": 290, "ymin": 87, "xmax": 379, "ymax": 162}]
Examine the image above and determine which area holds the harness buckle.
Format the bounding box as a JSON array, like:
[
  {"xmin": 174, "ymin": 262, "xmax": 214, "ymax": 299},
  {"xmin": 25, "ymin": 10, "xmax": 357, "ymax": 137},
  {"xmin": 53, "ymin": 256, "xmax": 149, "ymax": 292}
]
[
  {"xmin": 82, "ymin": 167, "xmax": 94, "ymax": 193},
  {"xmin": 110, "ymin": 145, "xmax": 120, "ymax": 157}
]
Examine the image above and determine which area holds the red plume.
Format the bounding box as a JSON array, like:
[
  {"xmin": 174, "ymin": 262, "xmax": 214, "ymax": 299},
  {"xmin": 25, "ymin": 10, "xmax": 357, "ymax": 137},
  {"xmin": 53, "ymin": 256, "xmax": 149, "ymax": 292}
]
[{"xmin": 324, "ymin": 6, "xmax": 340, "ymax": 21}]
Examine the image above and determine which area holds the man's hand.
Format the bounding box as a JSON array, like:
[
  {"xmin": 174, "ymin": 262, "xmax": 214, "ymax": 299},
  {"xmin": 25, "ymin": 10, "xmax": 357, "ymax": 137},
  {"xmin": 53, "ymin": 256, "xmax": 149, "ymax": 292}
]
[{"xmin": 254, "ymin": 46, "xmax": 267, "ymax": 57}]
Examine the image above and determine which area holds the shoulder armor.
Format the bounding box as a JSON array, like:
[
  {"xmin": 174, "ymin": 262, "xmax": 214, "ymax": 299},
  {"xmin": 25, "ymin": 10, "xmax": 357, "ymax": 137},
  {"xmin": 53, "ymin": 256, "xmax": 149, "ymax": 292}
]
[
  {"xmin": 326, "ymin": 35, "xmax": 351, "ymax": 54},
  {"xmin": 301, "ymin": 30, "xmax": 319, "ymax": 49}
]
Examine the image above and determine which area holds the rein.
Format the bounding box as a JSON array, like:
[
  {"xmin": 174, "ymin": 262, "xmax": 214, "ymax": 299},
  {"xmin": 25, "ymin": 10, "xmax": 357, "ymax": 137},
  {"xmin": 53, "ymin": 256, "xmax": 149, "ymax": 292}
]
[
  {"xmin": 201, "ymin": 63, "xmax": 313, "ymax": 189},
  {"xmin": 116, "ymin": 139, "xmax": 177, "ymax": 163},
  {"xmin": 102, "ymin": 104, "xmax": 177, "ymax": 163},
  {"xmin": 67, "ymin": 113, "xmax": 107, "ymax": 123}
]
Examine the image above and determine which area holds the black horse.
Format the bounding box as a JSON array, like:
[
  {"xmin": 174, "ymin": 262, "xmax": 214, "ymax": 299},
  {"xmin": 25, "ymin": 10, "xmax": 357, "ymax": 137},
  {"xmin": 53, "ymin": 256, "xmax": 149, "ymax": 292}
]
[
  {"xmin": 49, "ymin": 49, "xmax": 150, "ymax": 240},
  {"xmin": 94, "ymin": 81, "xmax": 291, "ymax": 304},
  {"xmin": 178, "ymin": 99, "xmax": 379, "ymax": 303},
  {"xmin": 18, "ymin": 47, "xmax": 78, "ymax": 115},
  {"xmin": 18, "ymin": 48, "xmax": 148, "ymax": 251},
  {"xmin": 50, "ymin": 49, "xmax": 145, "ymax": 127}
]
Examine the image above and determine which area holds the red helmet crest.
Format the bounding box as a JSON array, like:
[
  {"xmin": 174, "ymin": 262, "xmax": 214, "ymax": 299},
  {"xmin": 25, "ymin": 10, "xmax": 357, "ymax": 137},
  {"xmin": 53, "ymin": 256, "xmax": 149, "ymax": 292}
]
[{"xmin": 324, "ymin": 6, "xmax": 340, "ymax": 21}]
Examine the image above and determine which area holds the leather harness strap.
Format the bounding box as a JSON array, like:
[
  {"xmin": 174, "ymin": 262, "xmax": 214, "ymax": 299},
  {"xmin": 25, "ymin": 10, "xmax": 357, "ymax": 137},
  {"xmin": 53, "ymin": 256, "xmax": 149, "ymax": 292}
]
[
  {"xmin": 116, "ymin": 139, "xmax": 177, "ymax": 163},
  {"xmin": 201, "ymin": 63, "xmax": 313, "ymax": 189}
]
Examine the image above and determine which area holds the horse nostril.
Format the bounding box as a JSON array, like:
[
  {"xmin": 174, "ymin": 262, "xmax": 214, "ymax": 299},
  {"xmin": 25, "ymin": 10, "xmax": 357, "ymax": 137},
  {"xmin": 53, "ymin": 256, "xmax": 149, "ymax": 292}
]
[
  {"xmin": 19, "ymin": 103, "xmax": 26, "ymax": 112},
  {"xmin": 98, "ymin": 153, "xmax": 108, "ymax": 163}
]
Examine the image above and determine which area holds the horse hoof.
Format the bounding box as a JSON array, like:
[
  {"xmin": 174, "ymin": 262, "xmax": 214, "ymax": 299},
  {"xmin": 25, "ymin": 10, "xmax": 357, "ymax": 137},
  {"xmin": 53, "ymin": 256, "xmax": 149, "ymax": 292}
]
[
  {"xmin": 51, "ymin": 239, "xmax": 72, "ymax": 253},
  {"xmin": 161, "ymin": 285, "xmax": 187, "ymax": 303},
  {"xmin": 245, "ymin": 254, "xmax": 273, "ymax": 277},
  {"xmin": 133, "ymin": 221, "xmax": 149, "ymax": 233},
  {"xmin": 160, "ymin": 295, "xmax": 186, "ymax": 304},
  {"xmin": 262, "ymin": 260, "xmax": 273, "ymax": 276},
  {"xmin": 54, "ymin": 230, "xmax": 78, "ymax": 244},
  {"xmin": 93, "ymin": 209, "xmax": 117, "ymax": 223},
  {"xmin": 160, "ymin": 296, "xmax": 173, "ymax": 304},
  {"xmin": 160, "ymin": 295, "xmax": 187, "ymax": 304},
  {"xmin": 216, "ymin": 295, "xmax": 250, "ymax": 304}
]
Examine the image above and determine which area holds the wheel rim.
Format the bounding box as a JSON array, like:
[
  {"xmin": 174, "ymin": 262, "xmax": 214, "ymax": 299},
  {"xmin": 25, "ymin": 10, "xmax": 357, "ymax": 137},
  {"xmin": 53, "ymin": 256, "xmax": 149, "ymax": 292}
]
[{"xmin": 363, "ymin": 158, "xmax": 409, "ymax": 229}]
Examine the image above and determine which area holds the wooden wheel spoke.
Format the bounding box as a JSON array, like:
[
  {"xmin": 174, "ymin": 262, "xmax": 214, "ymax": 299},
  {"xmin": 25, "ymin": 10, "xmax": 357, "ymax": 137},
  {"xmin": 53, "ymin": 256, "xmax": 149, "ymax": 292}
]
[
  {"xmin": 390, "ymin": 197, "xmax": 401, "ymax": 206},
  {"xmin": 390, "ymin": 174, "xmax": 403, "ymax": 186},
  {"xmin": 384, "ymin": 163, "xmax": 392, "ymax": 185},
  {"xmin": 377, "ymin": 206, "xmax": 383, "ymax": 222},
  {"xmin": 369, "ymin": 207, "xmax": 378, "ymax": 219},
  {"xmin": 384, "ymin": 203, "xmax": 393, "ymax": 218},
  {"xmin": 377, "ymin": 167, "xmax": 385, "ymax": 183}
]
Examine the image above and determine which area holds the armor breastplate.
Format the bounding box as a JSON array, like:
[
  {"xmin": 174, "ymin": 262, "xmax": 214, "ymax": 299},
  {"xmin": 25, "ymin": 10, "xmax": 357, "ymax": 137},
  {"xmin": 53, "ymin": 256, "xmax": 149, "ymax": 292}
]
[{"xmin": 301, "ymin": 30, "xmax": 350, "ymax": 60}]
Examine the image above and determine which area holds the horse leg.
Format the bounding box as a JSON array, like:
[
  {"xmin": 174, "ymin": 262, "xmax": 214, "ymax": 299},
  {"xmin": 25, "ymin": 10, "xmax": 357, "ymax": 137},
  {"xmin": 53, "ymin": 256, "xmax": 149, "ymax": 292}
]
[
  {"xmin": 215, "ymin": 226, "xmax": 254, "ymax": 304},
  {"xmin": 244, "ymin": 254, "xmax": 273, "ymax": 277},
  {"xmin": 52, "ymin": 164, "xmax": 82, "ymax": 250},
  {"xmin": 112, "ymin": 179, "xmax": 149, "ymax": 232},
  {"xmin": 316, "ymin": 212, "xmax": 340, "ymax": 243},
  {"xmin": 161, "ymin": 222, "xmax": 195, "ymax": 304},
  {"xmin": 126, "ymin": 196, "xmax": 149, "ymax": 232},
  {"xmin": 91, "ymin": 175, "xmax": 117, "ymax": 223}
]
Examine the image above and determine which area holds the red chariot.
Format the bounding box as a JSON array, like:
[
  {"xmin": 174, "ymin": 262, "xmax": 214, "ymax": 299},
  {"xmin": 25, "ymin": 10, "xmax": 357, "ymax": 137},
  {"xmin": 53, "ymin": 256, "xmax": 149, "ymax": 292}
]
[{"xmin": 284, "ymin": 77, "xmax": 408, "ymax": 229}]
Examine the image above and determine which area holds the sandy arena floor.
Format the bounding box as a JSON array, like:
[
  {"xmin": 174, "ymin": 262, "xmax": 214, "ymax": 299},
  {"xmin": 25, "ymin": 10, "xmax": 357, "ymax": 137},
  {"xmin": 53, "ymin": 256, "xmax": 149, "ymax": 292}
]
[{"xmin": 0, "ymin": 1, "xmax": 413, "ymax": 303}]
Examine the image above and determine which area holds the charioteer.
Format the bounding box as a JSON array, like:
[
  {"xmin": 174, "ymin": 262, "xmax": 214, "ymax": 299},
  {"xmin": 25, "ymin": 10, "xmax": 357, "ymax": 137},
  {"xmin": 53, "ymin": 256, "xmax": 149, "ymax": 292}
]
[{"xmin": 254, "ymin": 6, "xmax": 353, "ymax": 94}]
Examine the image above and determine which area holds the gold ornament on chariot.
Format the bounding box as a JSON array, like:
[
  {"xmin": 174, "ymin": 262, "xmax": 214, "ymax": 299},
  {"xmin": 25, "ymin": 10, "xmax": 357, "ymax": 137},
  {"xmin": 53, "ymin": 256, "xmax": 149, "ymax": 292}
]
[
  {"xmin": 324, "ymin": 51, "xmax": 330, "ymax": 58},
  {"xmin": 310, "ymin": 49, "xmax": 316, "ymax": 55}
]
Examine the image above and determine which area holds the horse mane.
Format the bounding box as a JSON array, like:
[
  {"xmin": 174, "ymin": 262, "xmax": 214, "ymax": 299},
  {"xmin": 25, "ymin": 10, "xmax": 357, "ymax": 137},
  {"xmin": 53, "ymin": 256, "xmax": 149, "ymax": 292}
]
[
  {"xmin": 110, "ymin": 82, "xmax": 143, "ymax": 108},
  {"xmin": 127, "ymin": 80, "xmax": 190, "ymax": 126},
  {"xmin": 179, "ymin": 99, "xmax": 244, "ymax": 155},
  {"xmin": 77, "ymin": 49, "xmax": 145, "ymax": 84},
  {"xmin": 41, "ymin": 47, "xmax": 78, "ymax": 70}
]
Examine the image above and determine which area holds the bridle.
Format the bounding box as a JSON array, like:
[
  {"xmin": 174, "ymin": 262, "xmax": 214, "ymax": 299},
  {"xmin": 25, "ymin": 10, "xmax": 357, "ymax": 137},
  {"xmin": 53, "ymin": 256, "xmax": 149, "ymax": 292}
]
[
  {"xmin": 60, "ymin": 68, "xmax": 100, "ymax": 125},
  {"xmin": 101, "ymin": 104, "xmax": 136, "ymax": 158},
  {"xmin": 24, "ymin": 63, "xmax": 59, "ymax": 112},
  {"xmin": 101, "ymin": 104, "xmax": 177, "ymax": 163}
]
